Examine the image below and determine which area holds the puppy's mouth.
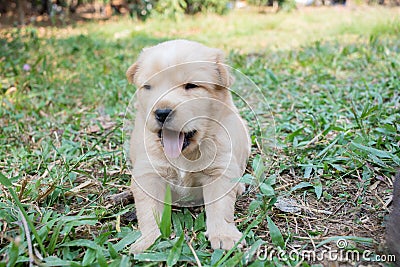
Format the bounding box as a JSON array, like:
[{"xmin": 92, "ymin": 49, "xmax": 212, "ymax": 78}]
[{"xmin": 158, "ymin": 129, "xmax": 197, "ymax": 158}]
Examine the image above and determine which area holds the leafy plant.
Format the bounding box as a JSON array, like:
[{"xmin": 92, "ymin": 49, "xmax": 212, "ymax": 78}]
[{"xmin": 158, "ymin": 185, "xmax": 172, "ymax": 238}]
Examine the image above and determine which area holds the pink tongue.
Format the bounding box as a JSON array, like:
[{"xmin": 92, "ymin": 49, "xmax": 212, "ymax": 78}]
[{"xmin": 162, "ymin": 129, "xmax": 184, "ymax": 158}]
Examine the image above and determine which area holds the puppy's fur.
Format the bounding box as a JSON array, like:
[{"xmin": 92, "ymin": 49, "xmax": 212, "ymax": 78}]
[{"xmin": 126, "ymin": 40, "xmax": 250, "ymax": 253}]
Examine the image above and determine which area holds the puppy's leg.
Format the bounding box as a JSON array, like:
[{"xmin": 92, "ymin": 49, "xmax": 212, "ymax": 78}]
[
  {"xmin": 130, "ymin": 176, "xmax": 165, "ymax": 254},
  {"xmin": 203, "ymin": 177, "xmax": 244, "ymax": 250}
]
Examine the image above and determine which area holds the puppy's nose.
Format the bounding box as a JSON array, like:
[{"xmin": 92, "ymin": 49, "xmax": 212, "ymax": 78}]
[{"xmin": 155, "ymin": 108, "xmax": 172, "ymax": 124}]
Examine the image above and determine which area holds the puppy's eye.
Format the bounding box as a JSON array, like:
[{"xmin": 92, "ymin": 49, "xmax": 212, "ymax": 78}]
[
  {"xmin": 143, "ymin": 84, "xmax": 151, "ymax": 90},
  {"xmin": 184, "ymin": 83, "xmax": 199, "ymax": 90}
]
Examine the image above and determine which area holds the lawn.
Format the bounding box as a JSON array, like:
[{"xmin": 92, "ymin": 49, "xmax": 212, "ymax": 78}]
[{"xmin": 0, "ymin": 5, "xmax": 399, "ymax": 266}]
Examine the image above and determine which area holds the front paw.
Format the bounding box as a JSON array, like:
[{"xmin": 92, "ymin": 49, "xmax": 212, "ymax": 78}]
[
  {"xmin": 207, "ymin": 226, "xmax": 245, "ymax": 250},
  {"xmin": 129, "ymin": 232, "xmax": 160, "ymax": 254}
]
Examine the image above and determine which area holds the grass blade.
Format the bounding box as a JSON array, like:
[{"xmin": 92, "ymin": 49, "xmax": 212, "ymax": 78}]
[
  {"xmin": 242, "ymin": 239, "xmax": 265, "ymax": 265},
  {"xmin": 290, "ymin": 182, "xmax": 313, "ymax": 193},
  {"xmin": 7, "ymin": 241, "xmax": 19, "ymax": 267},
  {"xmin": 211, "ymin": 249, "xmax": 225, "ymax": 266},
  {"xmin": 267, "ymin": 216, "xmax": 284, "ymax": 248},
  {"xmin": 167, "ymin": 233, "xmax": 185, "ymax": 266},
  {"xmin": 159, "ymin": 184, "xmax": 172, "ymax": 238},
  {"xmin": 351, "ymin": 142, "xmax": 392, "ymax": 159},
  {"xmin": 0, "ymin": 173, "xmax": 12, "ymax": 187},
  {"xmin": 113, "ymin": 231, "xmax": 141, "ymax": 252},
  {"xmin": 0, "ymin": 173, "xmax": 47, "ymax": 256},
  {"xmin": 96, "ymin": 249, "xmax": 108, "ymax": 267},
  {"xmin": 48, "ymin": 221, "xmax": 63, "ymax": 254}
]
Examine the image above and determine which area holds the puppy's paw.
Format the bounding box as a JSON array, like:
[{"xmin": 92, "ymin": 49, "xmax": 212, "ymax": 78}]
[
  {"xmin": 237, "ymin": 183, "xmax": 246, "ymax": 195},
  {"xmin": 129, "ymin": 233, "xmax": 160, "ymax": 254},
  {"xmin": 208, "ymin": 227, "xmax": 245, "ymax": 250}
]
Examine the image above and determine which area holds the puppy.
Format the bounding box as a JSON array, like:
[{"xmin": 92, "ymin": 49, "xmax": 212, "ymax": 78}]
[{"xmin": 126, "ymin": 40, "xmax": 250, "ymax": 253}]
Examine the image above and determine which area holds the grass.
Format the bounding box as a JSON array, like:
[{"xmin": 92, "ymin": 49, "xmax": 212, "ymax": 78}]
[{"xmin": 1, "ymin": 6, "xmax": 399, "ymax": 266}]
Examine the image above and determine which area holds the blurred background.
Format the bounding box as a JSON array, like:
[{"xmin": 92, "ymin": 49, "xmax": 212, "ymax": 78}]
[{"xmin": 1, "ymin": 0, "xmax": 399, "ymax": 27}]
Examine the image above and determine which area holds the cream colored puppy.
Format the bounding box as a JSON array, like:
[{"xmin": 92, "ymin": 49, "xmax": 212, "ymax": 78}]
[{"xmin": 126, "ymin": 40, "xmax": 250, "ymax": 253}]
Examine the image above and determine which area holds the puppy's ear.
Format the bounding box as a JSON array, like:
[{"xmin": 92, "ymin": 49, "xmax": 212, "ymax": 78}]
[
  {"xmin": 215, "ymin": 51, "xmax": 234, "ymax": 88},
  {"xmin": 126, "ymin": 62, "xmax": 138, "ymax": 84}
]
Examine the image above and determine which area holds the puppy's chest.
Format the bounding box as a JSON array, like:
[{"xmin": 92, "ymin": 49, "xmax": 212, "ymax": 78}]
[
  {"xmin": 165, "ymin": 168, "xmax": 199, "ymax": 187},
  {"xmin": 171, "ymin": 170, "xmax": 191, "ymax": 186},
  {"xmin": 179, "ymin": 170, "xmax": 187, "ymax": 181}
]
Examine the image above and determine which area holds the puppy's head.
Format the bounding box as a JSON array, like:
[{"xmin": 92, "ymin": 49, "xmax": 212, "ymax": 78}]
[{"xmin": 126, "ymin": 40, "xmax": 234, "ymax": 158}]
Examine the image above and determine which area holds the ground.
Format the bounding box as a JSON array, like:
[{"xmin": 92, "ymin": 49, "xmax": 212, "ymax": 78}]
[{"xmin": 0, "ymin": 6, "xmax": 399, "ymax": 266}]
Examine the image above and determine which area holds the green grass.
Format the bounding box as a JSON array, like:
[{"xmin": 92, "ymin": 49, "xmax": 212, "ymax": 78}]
[{"xmin": 1, "ymin": 6, "xmax": 399, "ymax": 266}]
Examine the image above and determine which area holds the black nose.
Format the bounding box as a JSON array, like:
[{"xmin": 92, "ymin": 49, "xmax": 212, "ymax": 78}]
[{"xmin": 155, "ymin": 108, "xmax": 172, "ymax": 124}]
